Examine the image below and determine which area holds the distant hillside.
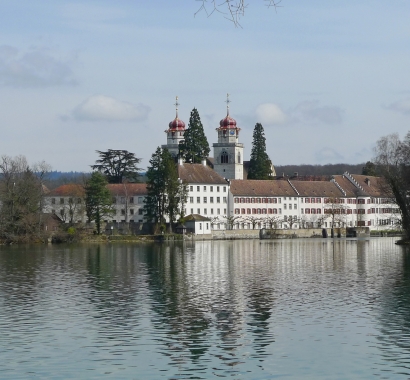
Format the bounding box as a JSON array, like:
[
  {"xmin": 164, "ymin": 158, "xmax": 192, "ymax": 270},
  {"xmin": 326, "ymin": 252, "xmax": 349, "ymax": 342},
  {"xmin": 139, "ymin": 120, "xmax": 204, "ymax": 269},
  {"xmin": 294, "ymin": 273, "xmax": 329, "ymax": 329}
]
[
  {"xmin": 45, "ymin": 171, "xmax": 147, "ymax": 190},
  {"xmin": 274, "ymin": 163, "xmax": 365, "ymax": 177}
]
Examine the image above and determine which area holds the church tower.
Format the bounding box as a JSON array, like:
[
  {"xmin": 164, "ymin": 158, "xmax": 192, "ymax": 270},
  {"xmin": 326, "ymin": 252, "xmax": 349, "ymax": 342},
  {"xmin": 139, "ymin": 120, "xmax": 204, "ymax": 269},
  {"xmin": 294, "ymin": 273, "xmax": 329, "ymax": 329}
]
[
  {"xmin": 213, "ymin": 94, "xmax": 244, "ymax": 180},
  {"xmin": 162, "ymin": 96, "xmax": 185, "ymax": 158}
]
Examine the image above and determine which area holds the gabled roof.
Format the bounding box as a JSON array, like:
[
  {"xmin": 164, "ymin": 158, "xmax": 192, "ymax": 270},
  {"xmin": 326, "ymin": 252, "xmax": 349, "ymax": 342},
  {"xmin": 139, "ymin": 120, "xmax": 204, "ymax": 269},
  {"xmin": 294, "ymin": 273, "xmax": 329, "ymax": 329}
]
[
  {"xmin": 48, "ymin": 184, "xmax": 85, "ymax": 197},
  {"xmin": 348, "ymin": 174, "xmax": 391, "ymax": 197},
  {"xmin": 107, "ymin": 183, "xmax": 147, "ymax": 196},
  {"xmin": 290, "ymin": 180, "xmax": 345, "ymax": 198},
  {"xmin": 230, "ymin": 179, "xmax": 297, "ymax": 197},
  {"xmin": 178, "ymin": 163, "xmax": 227, "ymax": 184},
  {"xmin": 332, "ymin": 175, "xmax": 363, "ymax": 197},
  {"xmin": 185, "ymin": 214, "xmax": 211, "ymax": 222}
]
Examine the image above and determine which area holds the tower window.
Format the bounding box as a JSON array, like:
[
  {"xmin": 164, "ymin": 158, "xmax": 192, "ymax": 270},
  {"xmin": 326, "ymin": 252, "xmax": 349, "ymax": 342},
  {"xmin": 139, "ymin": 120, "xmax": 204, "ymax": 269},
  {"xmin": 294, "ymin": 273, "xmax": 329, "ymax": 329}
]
[
  {"xmin": 221, "ymin": 151, "xmax": 228, "ymax": 164},
  {"xmin": 237, "ymin": 152, "xmax": 241, "ymax": 163}
]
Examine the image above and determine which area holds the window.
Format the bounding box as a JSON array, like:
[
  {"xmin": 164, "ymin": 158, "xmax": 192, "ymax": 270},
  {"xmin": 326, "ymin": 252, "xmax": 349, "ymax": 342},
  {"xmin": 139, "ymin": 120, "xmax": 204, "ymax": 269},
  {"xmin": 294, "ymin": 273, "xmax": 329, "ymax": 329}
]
[
  {"xmin": 210, "ymin": 197, "xmax": 214, "ymax": 203},
  {"xmin": 138, "ymin": 209, "xmax": 143, "ymax": 215},
  {"xmin": 217, "ymin": 186, "xmax": 220, "ymax": 192},
  {"xmin": 121, "ymin": 209, "xmax": 125, "ymax": 215},
  {"xmin": 241, "ymin": 208, "xmax": 245, "ymax": 214},
  {"xmin": 316, "ymin": 198, "xmax": 320, "ymax": 203},
  {"xmin": 130, "ymin": 209, "xmax": 134, "ymax": 215},
  {"xmin": 235, "ymin": 208, "xmax": 240, "ymax": 214},
  {"xmin": 224, "ymin": 208, "xmax": 226, "ymax": 214},
  {"xmin": 217, "ymin": 208, "xmax": 220, "ymax": 215},
  {"xmin": 358, "ymin": 199, "xmax": 365, "ymax": 204},
  {"xmin": 197, "ymin": 197, "xmax": 200, "ymax": 203},
  {"xmin": 51, "ymin": 198, "xmax": 55, "ymax": 204},
  {"xmin": 138, "ymin": 197, "xmax": 143, "ymax": 204},
  {"xmin": 305, "ymin": 198, "xmax": 310, "ymax": 203},
  {"xmin": 317, "ymin": 209, "xmax": 321, "ymax": 214},
  {"xmin": 199, "ymin": 223, "xmax": 202, "ymax": 230},
  {"xmin": 294, "ymin": 204, "xmax": 297, "ymax": 209},
  {"xmin": 279, "ymin": 208, "xmax": 282, "ymax": 214},
  {"xmin": 60, "ymin": 198, "xmax": 64, "ymax": 204},
  {"xmin": 197, "ymin": 186, "xmax": 200, "ymax": 192},
  {"xmin": 130, "ymin": 197, "xmax": 134, "ymax": 204},
  {"xmin": 284, "ymin": 204, "xmax": 287, "ymax": 210},
  {"xmin": 301, "ymin": 208, "xmax": 304, "ymax": 214},
  {"xmin": 237, "ymin": 152, "xmax": 241, "ymax": 163},
  {"xmin": 203, "ymin": 197, "xmax": 207, "ymax": 203},
  {"xmin": 197, "ymin": 208, "xmax": 200, "ymax": 214},
  {"xmin": 289, "ymin": 204, "xmax": 292, "ymax": 210},
  {"xmin": 211, "ymin": 209, "xmax": 214, "ymax": 214},
  {"xmin": 217, "ymin": 197, "xmax": 220, "ymax": 203},
  {"xmin": 191, "ymin": 208, "xmax": 193, "ymax": 214},
  {"xmin": 210, "ymin": 186, "xmax": 213, "ymax": 192},
  {"xmin": 190, "ymin": 197, "xmax": 194, "ymax": 203},
  {"xmin": 223, "ymin": 197, "xmax": 227, "ymax": 203},
  {"xmin": 204, "ymin": 209, "xmax": 207, "ymax": 215},
  {"xmin": 247, "ymin": 208, "xmax": 251, "ymax": 214},
  {"xmin": 305, "ymin": 209, "xmax": 311, "ymax": 214},
  {"xmin": 221, "ymin": 151, "xmax": 228, "ymax": 163},
  {"xmin": 204, "ymin": 186, "xmax": 207, "ymax": 192},
  {"xmin": 121, "ymin": 197, "xmax": 125, "ymax": 204},
  {"xmin": 223, "ymin": 186, "xmax": 226, "ymax": 192},
  {"xmin": 190, "ymin": 186, "xmax": 193, "ymax": 191}
]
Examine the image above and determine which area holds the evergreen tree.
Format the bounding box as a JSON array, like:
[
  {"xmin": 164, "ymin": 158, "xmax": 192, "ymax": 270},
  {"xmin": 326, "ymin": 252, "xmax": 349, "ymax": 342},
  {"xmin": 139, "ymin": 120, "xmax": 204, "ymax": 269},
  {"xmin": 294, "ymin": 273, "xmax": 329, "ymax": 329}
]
[
  {"xmin": 179, "ymin": 108, "xmax": 210, "ymax": 163},
  {"xmin": 247, "ymin": 123, "xmax": 273, "ymax": 180},
  {"xmin": 84, "ymin": 172, "xmax": 114, "ymax": 234},
  {"xmin": 144, "ymin": 147, "xmax": 188, "ymax": 232},
  {"xmin": 91, "ymin": 149, "xmax": 142, "ymax": 183}
]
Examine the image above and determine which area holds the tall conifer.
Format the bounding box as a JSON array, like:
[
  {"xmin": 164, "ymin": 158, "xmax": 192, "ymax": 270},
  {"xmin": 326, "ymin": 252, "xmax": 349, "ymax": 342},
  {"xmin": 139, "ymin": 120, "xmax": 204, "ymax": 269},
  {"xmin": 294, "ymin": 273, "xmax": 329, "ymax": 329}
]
[
  {"xmin": 179, "ymin": 108, "xmax": 210, "ymax": 163},
  {"xmin": 247, "ymin": 123, "xmax": 273, "ymax": 180}
]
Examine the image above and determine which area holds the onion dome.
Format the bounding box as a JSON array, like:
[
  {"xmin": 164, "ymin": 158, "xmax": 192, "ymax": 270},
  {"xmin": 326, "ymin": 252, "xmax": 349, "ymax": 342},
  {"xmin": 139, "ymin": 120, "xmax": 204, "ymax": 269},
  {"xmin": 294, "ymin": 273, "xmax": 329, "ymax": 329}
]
[
  {"xmin": 219, "ymin": 115, "xmax": 237, "ymax": 128},
  {"xmin": 169, "ymin": 117, "xmax": 185, "ymax": 130},
  {"xmin": 167, "ymin": 96, "xmax": 185, "ymax": 131},
  {"xmin": 218, "ymin": 93, "xmax": 238, "ymax": 129}
]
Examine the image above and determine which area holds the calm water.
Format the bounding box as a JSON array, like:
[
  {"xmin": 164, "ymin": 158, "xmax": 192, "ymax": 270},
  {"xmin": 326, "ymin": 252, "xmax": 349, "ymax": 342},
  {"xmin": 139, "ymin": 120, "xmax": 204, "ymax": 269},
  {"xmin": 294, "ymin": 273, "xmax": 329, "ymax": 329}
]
[{"xmin": 1, "ymin": 238, "xmax": 410, "ymax": 379}]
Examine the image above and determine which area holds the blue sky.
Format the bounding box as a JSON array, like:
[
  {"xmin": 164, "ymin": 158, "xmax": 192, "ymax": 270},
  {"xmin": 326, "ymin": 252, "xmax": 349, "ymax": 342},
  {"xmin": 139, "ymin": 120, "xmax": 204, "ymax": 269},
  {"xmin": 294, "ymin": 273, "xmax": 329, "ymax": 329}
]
[{"xmin": 1, "ymin": 0, "xmax": 410, "ymax": 171}]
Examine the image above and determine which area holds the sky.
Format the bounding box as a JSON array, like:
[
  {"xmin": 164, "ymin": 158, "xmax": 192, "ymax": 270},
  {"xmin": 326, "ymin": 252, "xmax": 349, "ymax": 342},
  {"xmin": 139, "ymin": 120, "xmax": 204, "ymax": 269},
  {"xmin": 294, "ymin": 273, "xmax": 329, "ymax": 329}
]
[{"xmin": 1, "ymin": 0, "xmax": 410, "ymax": 172}]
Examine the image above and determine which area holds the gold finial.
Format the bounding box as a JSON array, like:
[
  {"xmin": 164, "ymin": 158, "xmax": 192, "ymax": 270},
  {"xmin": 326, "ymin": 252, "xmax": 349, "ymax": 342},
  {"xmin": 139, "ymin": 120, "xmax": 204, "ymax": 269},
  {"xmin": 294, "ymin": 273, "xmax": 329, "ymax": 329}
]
[
  {"xmin": 225, "ymin": 93, "xmax": 230, "ymax": 116},
  {"xmin": 174, "ymin": 96, "xmax": 180, "ymax": 118}
]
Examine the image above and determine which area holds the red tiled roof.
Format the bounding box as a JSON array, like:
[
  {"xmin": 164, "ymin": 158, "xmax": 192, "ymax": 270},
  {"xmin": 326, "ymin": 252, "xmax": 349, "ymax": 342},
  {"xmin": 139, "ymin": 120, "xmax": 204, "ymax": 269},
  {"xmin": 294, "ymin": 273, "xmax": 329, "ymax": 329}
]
[
  {"xmin": 49, "ymin": 184, "xmax": 85, "ymax": 197},
  {"xmin": 348, "ymin": 174, "xmax": 391, "ymax": 197},
  {"xmin": 230, "ymin": 180, "xmax": 297, "ymax": 197},
  {"xmin": 178, "ymin": 163, "xmax": 227, "ymax": 184},
  {"xmin": 290, "ymin": 180, "xmax": 345, "ymax": 198}
]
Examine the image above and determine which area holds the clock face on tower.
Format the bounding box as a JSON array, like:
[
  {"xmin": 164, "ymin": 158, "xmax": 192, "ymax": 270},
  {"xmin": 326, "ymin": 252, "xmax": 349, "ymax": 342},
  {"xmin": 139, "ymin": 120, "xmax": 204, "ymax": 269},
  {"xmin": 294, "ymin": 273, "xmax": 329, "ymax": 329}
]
[{"xmin": 229, "ymin": 130, "xmax": 235, "ymax": 135}]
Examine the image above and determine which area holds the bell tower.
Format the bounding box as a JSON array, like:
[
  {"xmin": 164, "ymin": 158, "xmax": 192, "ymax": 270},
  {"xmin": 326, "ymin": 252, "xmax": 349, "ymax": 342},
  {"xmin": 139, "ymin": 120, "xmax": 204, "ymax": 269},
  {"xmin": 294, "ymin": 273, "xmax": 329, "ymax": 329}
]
[
  {"xmin": 213, "ymin": 94, "xmax": 244, "ymax": 180},
  {"xmin": 162, "ymin": 96, "xmax": 185, "ymax": 158}
]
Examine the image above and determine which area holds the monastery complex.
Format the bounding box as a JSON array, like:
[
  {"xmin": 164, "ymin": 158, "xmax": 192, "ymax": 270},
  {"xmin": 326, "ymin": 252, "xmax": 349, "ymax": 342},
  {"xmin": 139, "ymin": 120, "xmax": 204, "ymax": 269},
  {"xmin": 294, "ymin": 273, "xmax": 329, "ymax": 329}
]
[{"xmin": 44, "ymin": 99, "xmax": 398, "ymax": 235}]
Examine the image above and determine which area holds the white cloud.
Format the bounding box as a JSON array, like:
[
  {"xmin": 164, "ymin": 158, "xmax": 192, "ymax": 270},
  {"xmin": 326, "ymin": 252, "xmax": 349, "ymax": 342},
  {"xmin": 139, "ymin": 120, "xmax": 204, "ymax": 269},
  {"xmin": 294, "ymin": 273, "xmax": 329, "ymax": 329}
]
[
  {"xmin": 255, "ymin": 103, "xmax": 286, "ymax": 125},
  {"xmin": 292, "ymin": 101, "xmax": 343, "ymax": 125},
  {"xmin": 387, "ymin": 99, "xmax": 410, "ymax": 115},
  {"xmin": 0, "ymin": 45, "xmax": 76, "ymax": 87},
  {"xmin": 70, "ymin": 95, "xmax": 151, "ymax": 122}
]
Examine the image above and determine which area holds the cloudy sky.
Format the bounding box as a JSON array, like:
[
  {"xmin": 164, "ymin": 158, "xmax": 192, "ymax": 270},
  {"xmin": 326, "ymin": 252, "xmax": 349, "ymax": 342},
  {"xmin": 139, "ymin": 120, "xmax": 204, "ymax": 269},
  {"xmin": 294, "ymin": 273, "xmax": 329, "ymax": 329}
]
[{"xmin": 1, "ymin": 0, "xmax": 410, "ymax": 172}]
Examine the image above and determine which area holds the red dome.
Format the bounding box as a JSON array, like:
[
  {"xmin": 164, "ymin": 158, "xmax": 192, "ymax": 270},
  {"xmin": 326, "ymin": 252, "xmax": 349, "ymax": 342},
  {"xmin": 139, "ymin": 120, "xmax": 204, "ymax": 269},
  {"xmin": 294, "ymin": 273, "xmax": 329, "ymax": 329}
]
[
  {"xmin": 168, "ymin": 117, "xmax": 185, "ymax": 130},
  {"xmin": 219, "ymin": 115, "xmax": 237, "ymax": 128}
]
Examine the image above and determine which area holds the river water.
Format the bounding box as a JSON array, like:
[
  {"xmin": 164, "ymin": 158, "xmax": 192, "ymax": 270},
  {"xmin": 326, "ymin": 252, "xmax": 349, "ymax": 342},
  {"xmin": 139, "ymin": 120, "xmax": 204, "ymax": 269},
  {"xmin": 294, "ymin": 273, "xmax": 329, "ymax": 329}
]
[{"xmin": 1, "ymin": 238, "xmax": 410, "ymax": 379}]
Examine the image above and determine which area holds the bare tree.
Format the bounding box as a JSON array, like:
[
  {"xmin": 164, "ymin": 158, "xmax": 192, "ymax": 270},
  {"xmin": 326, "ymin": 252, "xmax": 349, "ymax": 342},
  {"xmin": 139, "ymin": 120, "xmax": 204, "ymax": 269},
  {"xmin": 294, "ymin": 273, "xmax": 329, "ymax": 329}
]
[
  {"xmin": 374, "ymin": 132, "xmax": 410, "ymax": 240},
  {"xmin": 195, "ymin": 0, "xmax": 282, "ymax": 27},
  {"xmin": 0, "ymin": 155, "xmax": 50, "ymax": 242}
]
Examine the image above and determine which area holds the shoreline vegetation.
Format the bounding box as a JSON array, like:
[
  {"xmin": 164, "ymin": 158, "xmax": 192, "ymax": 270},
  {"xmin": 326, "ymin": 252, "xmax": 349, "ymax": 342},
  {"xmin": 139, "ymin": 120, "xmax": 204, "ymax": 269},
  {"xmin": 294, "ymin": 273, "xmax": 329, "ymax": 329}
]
[{"xmin": 0, "ymin": 227, "xmax": 404, "ymax": 246}]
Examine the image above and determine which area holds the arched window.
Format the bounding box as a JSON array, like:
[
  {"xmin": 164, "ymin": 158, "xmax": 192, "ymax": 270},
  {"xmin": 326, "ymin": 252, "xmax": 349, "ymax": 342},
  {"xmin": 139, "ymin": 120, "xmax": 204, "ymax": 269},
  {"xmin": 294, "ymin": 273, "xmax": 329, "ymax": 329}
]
[
  {"xmin": 237, "ymin": 152, "xmax": 241, "ymax": 163},
  {"xmin": 221, "ymin": 151, "xmax": 228, "ymax": 164}
]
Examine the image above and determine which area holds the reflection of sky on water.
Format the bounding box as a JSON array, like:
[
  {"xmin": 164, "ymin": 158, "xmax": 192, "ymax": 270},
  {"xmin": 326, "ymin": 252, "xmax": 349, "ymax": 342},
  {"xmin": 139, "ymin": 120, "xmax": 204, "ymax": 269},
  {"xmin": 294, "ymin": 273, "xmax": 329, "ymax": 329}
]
[{"xmin": 0, "ymin": 238, "xmax": 410, "ymax": 378}]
